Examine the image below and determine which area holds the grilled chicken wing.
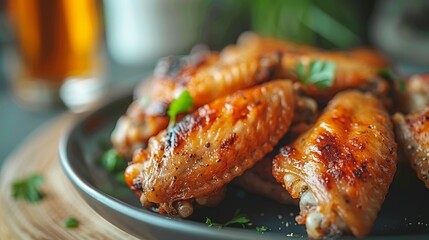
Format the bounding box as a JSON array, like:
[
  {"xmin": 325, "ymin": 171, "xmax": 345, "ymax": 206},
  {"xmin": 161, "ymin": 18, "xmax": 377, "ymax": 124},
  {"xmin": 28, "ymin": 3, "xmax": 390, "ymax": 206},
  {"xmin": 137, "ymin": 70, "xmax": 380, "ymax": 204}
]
[
  {"xmin": 112, "ymin": 50, "xmax": 281, "ymax": 157},
  {"xmin": 273, "ymin": 91, "xmax": 397, "ymax": 238},
  {"xmin": 393, "ymin": 108, "xmax": 429, "ymax": 188},
  {"xmin": 281, "ymin": 51, "xmax": 388, "ymax": 103},
  {"xmin": 223, "ymin": 33, "xmax": 388, "ymax": 102},
  {"xmin": 125, "ymin": 80, "xmax": 295, "ymax": 217}
]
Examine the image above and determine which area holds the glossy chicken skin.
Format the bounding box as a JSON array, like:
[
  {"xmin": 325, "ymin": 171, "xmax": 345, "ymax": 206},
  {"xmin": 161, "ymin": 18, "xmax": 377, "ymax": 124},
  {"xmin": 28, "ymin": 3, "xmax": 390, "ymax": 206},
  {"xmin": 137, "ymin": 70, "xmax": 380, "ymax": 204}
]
[
  {"xmin": 393, "ymin": 108, "xmax": 429, "ymax": 188},
  {"xmin": 112, "ymin": 51, "xmax": 281, "ymax": 157},
  {"xmin": 223, "ymin": 33, "xmax": 388, "ymax": 102},
  {"xmin": 281, "ymin": 50, "xmax": 388, "ymax": 103},
  {"xmin": 234, "ymin": 94, "xmax": 318, "ymax": 205},
  {"xmin": 273, "ymin": 91, "xmax": 397, "ymax": 238},
  {"xmin": 125, "ymin": 81, "xmax": 295, "ymax": 217}
]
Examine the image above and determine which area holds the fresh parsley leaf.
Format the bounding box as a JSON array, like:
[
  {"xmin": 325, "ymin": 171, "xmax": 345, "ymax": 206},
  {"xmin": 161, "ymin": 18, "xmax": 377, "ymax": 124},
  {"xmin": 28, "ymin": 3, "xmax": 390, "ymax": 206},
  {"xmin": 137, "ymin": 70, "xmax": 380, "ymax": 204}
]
[
  {"xmin": 256, "ymin": 226, "xmax": 268, "ymax": 233},
  {"xmin": 167, "ymin": 90, "xmax": 193, "ymax": 126},
  {"xmin": 99, "ymin": 149, "xmax": 127, "ymax": 172},
  {"xmin": 64, "ymin": 217, "xmax": 79, "ymax": 228},
  {"xmin": 205, "ymin": 217, "xmax": 213, "ymax": 227},
  {"xmin": 296, "ymin": 60, "xmax": 336, "ymax": 89},
  {"xmin": 12, "ymin": 174, "xmax": 44, "ymax": 202},
  {"xmin": 223, "ymin": 213, "xmax": 250, "ymax": 228},
  {"xmin": 378, "ymin": 68, "xmax": 406, "ymax": 92},
  {"xmin": 205, "ymin": 209, "xmax": 250, "ymax": 229}
]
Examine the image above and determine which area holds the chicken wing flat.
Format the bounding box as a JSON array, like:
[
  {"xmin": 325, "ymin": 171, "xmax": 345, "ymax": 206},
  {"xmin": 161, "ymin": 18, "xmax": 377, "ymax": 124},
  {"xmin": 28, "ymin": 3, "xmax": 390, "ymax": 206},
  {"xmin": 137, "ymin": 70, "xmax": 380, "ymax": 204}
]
[
  {"xmin": 393, "ymin": 108, "xmax": 429, "ymax": 188},
  {"xmin": 223, "ymin": 33, "xmax": 389, "ymax": 103},
  {"xmin": 281, "ymin": 51, "xmax": 388, "ymax": 103},
  {"xmin": 111, "ymin": 50, "xmax": 281, "ymax": 157},
  {"xmin": 125, "ymin": 80, "xmax": 295, "ymax": 217},
  {"xmin": 273, "ymin": 91, "xmax": 397, "ymax": 238}
]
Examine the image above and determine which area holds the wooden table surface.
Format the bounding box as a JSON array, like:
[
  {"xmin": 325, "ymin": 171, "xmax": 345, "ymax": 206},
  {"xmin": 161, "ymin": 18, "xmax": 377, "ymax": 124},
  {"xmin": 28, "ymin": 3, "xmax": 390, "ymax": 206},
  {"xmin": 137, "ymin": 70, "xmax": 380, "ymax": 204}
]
[{"xmin": 0, "ymin": 113, "xmax": 140, "ymax": 240}]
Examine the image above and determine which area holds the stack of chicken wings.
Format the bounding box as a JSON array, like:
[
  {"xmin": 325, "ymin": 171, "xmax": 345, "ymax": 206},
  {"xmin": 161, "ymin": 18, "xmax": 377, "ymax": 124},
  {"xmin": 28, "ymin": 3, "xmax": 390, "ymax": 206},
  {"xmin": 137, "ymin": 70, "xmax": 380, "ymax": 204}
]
[{"xmin": 110, "ymin": 33, "xmax": 427, "ymax": 239}]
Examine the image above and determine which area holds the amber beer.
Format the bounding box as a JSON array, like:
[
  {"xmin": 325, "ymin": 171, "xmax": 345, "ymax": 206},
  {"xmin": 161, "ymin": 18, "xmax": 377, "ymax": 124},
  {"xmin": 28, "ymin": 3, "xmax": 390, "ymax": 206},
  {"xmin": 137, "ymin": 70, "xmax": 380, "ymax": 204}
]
[{"xmin": 8, "ymin": 0, "xmax": 100, "ymax": 107}]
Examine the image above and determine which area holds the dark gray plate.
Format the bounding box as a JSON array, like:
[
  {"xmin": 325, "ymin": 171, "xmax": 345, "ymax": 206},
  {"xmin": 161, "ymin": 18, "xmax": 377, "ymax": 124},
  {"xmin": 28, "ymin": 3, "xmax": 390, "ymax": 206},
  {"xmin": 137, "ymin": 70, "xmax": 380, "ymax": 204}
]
[{"xmin": 59, "ymin": 92, "xmax": 429, "ymax": 240}]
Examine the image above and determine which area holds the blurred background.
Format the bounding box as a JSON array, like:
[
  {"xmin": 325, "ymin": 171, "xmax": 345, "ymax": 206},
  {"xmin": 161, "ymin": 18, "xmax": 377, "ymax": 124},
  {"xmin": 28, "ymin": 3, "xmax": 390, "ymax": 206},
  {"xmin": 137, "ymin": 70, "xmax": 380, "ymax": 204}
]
[{"xmin": 1, "ymin": 0, "xmax": 429, "ymax": 165}]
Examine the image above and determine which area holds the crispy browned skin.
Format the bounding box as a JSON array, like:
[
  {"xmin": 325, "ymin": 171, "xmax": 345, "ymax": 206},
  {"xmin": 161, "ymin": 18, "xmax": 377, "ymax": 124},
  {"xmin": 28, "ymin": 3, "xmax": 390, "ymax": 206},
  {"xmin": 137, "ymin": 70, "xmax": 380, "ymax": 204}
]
[
  {"xmin": 273, "ymin": 91, "xmax": 397, "ymax": 238},
  {"xmin": 111, "ymin": 51, "xmax": 281, "ymax": 157},
  {"xmin": 234, "ymin": 94, "xmax": 318, "ymax": 205},
  {"xmin": 281, "ymin": 51, "xmax": 388, "ymax": 103},
  {"xmin": 125, "ymin": 81, "xmax": 295, "ymax": 216},
  {"xmin": 226, "ymin": 33, "xmax": 388, "ymax": 102},
  {"xmin": 393, "ymin": 108, "xmax": 429, "ymax": 188},
  {"xmin": 112, "ymin": 34, "xmax": 388, "ymax": 157},
  {"xmin": 394, "ymin": 73, "xmax": 429, "ymax": 114}
]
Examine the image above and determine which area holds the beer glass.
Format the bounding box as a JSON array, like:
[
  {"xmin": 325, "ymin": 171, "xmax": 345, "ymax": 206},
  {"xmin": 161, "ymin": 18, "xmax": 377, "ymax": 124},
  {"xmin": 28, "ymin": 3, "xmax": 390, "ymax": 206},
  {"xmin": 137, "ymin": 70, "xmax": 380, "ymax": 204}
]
[{"xmin": 7, "ymin": 0, "xmax": 103, "ymax": 111}]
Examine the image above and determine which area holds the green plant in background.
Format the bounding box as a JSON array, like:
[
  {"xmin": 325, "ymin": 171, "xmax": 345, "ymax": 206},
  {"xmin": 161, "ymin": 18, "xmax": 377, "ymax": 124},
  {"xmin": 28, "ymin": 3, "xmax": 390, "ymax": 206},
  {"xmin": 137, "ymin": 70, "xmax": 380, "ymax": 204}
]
[
  {"xmin": 200, "ymin": 0, "xmax": 373, "ymax": 50},
  {"xmin": 249, "ymin": 0, "xmax": 369, "ymax": 49}
]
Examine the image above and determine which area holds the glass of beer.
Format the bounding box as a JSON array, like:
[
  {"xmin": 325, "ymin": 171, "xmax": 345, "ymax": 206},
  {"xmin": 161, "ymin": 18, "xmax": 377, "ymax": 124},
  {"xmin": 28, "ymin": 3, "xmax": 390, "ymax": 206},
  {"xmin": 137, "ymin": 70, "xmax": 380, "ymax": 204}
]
[{"xmin": 7, "ymin": 0, "xmax": 103, "ymax": 111}]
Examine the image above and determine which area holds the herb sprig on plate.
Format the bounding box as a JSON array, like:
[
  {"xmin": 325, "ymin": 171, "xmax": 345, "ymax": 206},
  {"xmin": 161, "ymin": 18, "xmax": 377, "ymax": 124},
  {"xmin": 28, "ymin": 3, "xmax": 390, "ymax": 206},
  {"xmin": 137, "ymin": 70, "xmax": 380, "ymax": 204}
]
[{"xmin": 205, "ymin": 209, "xmax": 269, "ymax": 233}]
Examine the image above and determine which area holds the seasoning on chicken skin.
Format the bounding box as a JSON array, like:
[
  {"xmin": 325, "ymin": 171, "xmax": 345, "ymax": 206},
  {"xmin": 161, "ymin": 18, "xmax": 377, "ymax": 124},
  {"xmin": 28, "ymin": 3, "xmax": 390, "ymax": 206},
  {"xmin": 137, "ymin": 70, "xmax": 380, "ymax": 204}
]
[
  {"xmin": 224, "ymin": 32, "xmax": 389, "ymax": 103},
  {"xmin": 125, "ymin": 80, "xmax": 295, "ymax": 217},
  {"xmin": 281, "ymin": 51, "xmax": 388, "ymax": 103},
  {"xmin": 393, "ymin": 107, "xmax": 429, "ymax": 188},
  {"xmin": 234, "ymin": 93, "xmax": 318, "ymax": 205},
  {"xmin": 111, "ymin": 50, "xmax": 281, "ymax": 157},
  {"xmin": 273, "ymin": 91, "xmax": 397, "ymax": 238}
]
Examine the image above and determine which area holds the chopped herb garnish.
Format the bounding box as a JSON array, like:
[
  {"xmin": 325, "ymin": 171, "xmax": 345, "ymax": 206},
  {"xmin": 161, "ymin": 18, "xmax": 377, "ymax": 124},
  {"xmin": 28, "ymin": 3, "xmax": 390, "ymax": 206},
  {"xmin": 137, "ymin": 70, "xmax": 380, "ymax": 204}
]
[
  {"xmin": 12, "ymin": 174, "xmax": 44, "ymax": 202},
  {"xmin": 205, "ymin": 217, "xmax": 217, "ymax": 228},
  {"xmin": 378, "ymin": 68, "xmax": 406, "ymax": 92},
  {"xmin": 99, "ymin": 149, "xmax": 127, "ymax": 172},
  {"xmin": 167, "ymin": 90, "xmax": 193, "ymax": 126},
  {"xmin": 296, "ymin": 60, "xmax": 336, "ymax": 89},
  {"xmin": 64, "ymin": 217, "xmax": 79, "ymax": 228},
  {"xmin": 256, "ymin": 226, "xmax": 268, "ymax": 233},
  {"xmin": 205, "ymin": 209, "xmax": 250, "ymax": 229}
]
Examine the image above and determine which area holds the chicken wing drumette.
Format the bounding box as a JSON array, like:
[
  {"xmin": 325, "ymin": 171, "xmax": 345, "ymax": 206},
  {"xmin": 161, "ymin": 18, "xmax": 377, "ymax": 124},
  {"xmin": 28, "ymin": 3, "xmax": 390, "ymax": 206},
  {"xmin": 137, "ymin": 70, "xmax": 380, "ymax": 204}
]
[{"xmin": 273, "ymin": 91, "xmax": 397, "ymax": 238}]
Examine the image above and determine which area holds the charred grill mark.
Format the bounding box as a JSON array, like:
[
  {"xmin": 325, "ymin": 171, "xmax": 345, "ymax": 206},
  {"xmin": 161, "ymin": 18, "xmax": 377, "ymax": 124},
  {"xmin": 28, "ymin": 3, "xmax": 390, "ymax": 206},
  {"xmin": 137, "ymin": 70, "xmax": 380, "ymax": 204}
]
[
  {"xmin": 220, "ymin": 133, "xmax": 237, "ymax": 150},
  {"xmin": 154, "ymin": 52, "xmax": 213, "ymax": 82},
  {"xmin": 353, "ymin": 162, "xmax": 368, "ymax": 180},
  {"xmin": 164, "ymin": 105, "xmax": 218, "ymax": 153},
  {"xmin": 316, "ymin": 132, "xmax": 368, "ymax": 188}
]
